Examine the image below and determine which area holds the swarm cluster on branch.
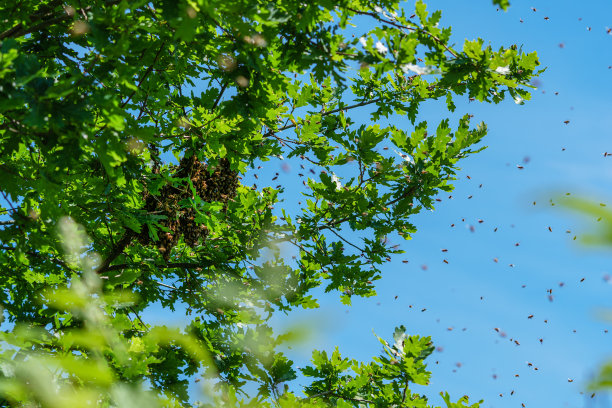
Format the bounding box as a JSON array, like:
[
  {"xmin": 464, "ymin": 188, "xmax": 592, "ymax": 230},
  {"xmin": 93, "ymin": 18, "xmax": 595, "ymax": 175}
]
[{"xmin": 140, "ymin": 156, "xmax": 239, "ymax": 257}]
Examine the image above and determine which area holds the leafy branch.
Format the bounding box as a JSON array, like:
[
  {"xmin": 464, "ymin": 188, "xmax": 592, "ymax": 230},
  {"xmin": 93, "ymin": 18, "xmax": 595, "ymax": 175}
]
[{"xmin": 345, "ymin": 6, "xmax": 459, "ymax": 58}]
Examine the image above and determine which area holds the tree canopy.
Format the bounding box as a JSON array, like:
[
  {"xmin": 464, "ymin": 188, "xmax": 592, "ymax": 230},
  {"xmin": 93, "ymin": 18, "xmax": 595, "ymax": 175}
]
[{"xmin": 0, "ymin": 0, "xmax": 540, "ymax": 406}]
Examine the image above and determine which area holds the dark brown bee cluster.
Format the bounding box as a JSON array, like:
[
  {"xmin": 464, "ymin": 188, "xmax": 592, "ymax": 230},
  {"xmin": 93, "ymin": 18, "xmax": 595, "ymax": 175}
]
[{"xmin": 139, "ymin": 155, "xmax": 238, "ymax": 258}]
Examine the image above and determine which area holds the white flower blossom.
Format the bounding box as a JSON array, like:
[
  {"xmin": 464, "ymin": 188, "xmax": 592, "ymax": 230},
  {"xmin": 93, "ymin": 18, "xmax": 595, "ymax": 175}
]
[
  {"xmin": 401, "ymin": 63, "xmax": 434, "ymax": 75},
  {"xmin": 374, "ymin": 5, "xmax": 383, "ymax": 13},
  {"xmin": 359, "ymin": 37, "xmax": 367, "ymax": 48},
  {"xmin": 375, "ymin": 41, "xmax": 388, "ymax": 54},
  {"xmin": 513, "ymin": 95, "xmax": 524, "ymax": 105},
  {"xmin": 495, "ymin": 66, "xmax": 511, "ymax": 75},
  {"xmin": 331, "ymin": 173, "xmax": 342, "ymax": 190}
]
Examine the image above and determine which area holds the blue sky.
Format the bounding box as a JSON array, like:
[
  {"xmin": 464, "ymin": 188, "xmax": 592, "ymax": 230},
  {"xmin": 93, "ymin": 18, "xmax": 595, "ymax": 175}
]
[{"xmin": 258, "ymin": 1, "xmax": 612, "ymax": 407}]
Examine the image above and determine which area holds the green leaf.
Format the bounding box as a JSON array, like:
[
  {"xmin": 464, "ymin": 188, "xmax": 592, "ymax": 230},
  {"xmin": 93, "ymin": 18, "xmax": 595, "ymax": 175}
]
[
  {"xmin": 492, "ymin": 0, "xmax": 510, "ymax": 11},
  {"xmin": 415, "ymin": 0, "xmax": 428, "ymax": 23}
]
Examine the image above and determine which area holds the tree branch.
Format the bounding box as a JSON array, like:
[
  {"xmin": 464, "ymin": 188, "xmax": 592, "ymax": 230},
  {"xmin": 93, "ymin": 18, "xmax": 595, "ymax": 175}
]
[
  {"xmin": 211, "ymin": 80, "xmax": 228, "ymax": 111},
  {"xmin": 0, "ymin": 0, "xmax": 63, "ymax": 40},
  {"xmin": 0, "ymin": 5, "xmax": 103, "ymax": 41},
  {"xmin": 152, "ymin": 280, "xmax": 185, "ymax": 291},
  {"xmin": 95, "ymin": 231, "xmax": 135, "ymax": 274},
  {"xmin": 129, "ymin": 306, "xmax": 148, "ymax": 329},
  {"xmin": 401, "ymin": 377, "xmax": 410, "ymax": 403},
  {"xmin": 103, "ymin": 261, "xmax": 215, "ymax": 272},
  {"xmin": 303, "ymin": 390, "xmax": 375, "ymax": 404},
  {"xmin": 1, "ymin": 245, "xmax": 75, "ymax": 272},
  {"xmin": 319, "ymin": 183, "xmax": 419, "ymax": 232},
  {"xmin": 327, "ymin": 227, "xmax": 364, "ymax": 253},
  {"xmin": 346, "ymin": 7, "xmax": 459, "ymax": 58},
  {"xmin": 267, "ymin": 98, "xmax": 383, "ymax": 136},
  {"xmin": 120, "ymin": 41, "xmax": 167, "ymax": 109}
]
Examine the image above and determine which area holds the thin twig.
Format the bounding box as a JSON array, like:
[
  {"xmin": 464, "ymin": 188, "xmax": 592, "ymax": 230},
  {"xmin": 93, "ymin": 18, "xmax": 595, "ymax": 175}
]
[
  {"xmin": 129, "ymin": 306, "xmax": 147, "ymax": 329},
  {"xmin": 401, "ymin": 377, "xmax": 410, "ymax": 403},
  {"xmin": 152, "ymin": 280, "xmax": 183, "ymax": 291},
  {"xmin": 303, "ymin": 390, "xmax": 375, "ymax": 404},
  {"xmin": 319, "ymin": 183, "xmax": 419, "ymax": 231},
  {"xmin": 95, "ymin": 231, "xmax": 135, "ymax": 274},
  {"xmin": 268, "ymin": 98, "xmax": 383, "ymax": 135},
  {"xmin": 327, "ymin": 227, "xmax": 364, "ymax": 253},
  {"xmin": 102, "ymin": 261, "xmax": 217, "ymax": 273},
  {"xmin": 120, "ymin": 41, "xmax": 166, "ymax": 109},
  {"xmin": 346, "ymin": 7, "xmax": 459, "ymax": 58},
  {"xmin": 0, "ymin": 0, "xmax": 63, "ymax": 40},
  {"xmin": 211, "ymin": 81, "xmax": 228, "ymax": 111},
  {"xmin": 1, "ymin": 245, "xmax": 75, "ymax": 271}
]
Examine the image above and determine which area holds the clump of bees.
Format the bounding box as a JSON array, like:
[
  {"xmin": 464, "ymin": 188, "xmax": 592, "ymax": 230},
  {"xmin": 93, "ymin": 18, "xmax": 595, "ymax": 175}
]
[{"xmin": 138, "ymin": 155, "xmax": 238, "ymax": 258}]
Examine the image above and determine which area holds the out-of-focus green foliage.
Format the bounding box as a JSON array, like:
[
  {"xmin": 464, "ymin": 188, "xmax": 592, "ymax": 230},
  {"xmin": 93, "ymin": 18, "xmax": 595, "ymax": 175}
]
[
  {"xmin": 560, "ymin": 196, "xmax": 612, "ymax": 391},
  {"xmin": 561, "ymin": 197, "xmax": 612, "ymax": 246},
  {"xmin": 0, "ymin": 0, "xmax": 538, "ymax": 406}
]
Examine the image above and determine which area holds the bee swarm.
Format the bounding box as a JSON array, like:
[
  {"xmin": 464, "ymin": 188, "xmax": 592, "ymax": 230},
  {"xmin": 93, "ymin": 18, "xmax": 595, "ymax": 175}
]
[{"xmin": 139, "ymin": 155, "xmax": 238, "ymax": 258}]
